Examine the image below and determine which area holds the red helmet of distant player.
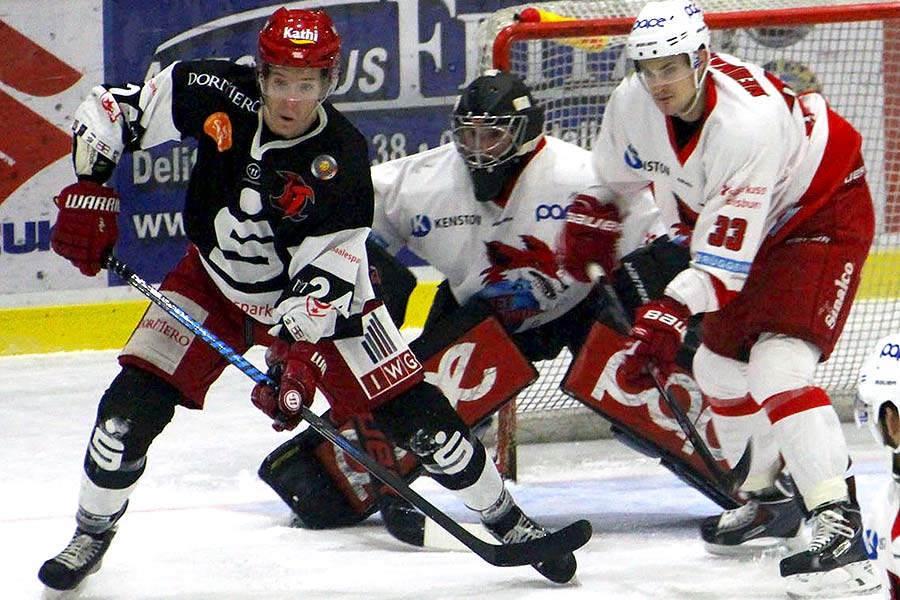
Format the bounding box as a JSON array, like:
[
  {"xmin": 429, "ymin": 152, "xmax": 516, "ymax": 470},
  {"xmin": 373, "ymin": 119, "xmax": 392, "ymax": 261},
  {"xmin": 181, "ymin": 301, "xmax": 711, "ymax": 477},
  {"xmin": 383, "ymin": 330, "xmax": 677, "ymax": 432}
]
[{"xmin": 257, "ymin": 8, "xmax": 341, "ymax": 101}]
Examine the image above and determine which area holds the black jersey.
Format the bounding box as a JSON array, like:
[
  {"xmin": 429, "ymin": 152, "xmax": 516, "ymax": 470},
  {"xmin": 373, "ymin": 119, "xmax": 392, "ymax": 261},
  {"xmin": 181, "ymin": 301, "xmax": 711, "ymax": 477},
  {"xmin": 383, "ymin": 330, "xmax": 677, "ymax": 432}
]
[{"xmin": 71, "ymin": 59, "xmax": 375, "ymax": 335}]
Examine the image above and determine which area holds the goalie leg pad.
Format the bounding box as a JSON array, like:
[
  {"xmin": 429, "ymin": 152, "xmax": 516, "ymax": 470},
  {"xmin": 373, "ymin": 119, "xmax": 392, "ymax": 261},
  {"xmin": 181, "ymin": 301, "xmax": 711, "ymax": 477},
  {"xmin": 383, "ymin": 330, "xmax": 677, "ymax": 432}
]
[
  {"xmin": 564, "ymin": 322, "xmax": 740, "ymax": 509},
  {"xmin": 258, "ymin": 418, "xmax": 376, "ymax": 529}
]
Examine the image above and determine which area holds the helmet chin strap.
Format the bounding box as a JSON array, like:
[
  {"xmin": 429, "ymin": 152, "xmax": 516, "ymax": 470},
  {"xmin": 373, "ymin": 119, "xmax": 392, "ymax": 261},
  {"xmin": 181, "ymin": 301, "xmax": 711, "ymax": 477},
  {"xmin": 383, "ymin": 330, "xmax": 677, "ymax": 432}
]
[{"xmin": 674, "ymin": 53, "xmax": 710, "ymax": 121}]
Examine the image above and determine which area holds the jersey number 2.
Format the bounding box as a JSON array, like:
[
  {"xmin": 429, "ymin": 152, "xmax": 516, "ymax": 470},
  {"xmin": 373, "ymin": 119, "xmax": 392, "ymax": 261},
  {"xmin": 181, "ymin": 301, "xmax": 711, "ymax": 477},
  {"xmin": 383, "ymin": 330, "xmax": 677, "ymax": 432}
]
[{"xmin": 707, "ymin": 216, "xmax": 747, "ymax": 251}]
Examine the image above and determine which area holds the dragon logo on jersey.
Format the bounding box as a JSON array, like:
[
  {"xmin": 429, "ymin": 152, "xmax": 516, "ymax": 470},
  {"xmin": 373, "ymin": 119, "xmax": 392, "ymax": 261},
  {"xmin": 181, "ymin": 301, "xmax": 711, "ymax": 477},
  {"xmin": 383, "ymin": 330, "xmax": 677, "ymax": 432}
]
[
  {"xmin": 203, "ymin": 112, "xmax": 233, "ymax": 152},
  {"xmin": 272, "ymin": 171, "xmax": 315, "ymax": 221},
  {"xmin": 477, "ymin": 235, "xmax": 567, "ymax": 330}
]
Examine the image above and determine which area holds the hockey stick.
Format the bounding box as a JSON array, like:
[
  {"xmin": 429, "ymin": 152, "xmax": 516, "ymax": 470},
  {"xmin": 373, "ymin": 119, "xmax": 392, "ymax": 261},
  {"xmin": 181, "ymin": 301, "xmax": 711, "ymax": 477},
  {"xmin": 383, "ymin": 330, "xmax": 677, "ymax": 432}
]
[
  {"xmin": 587, "ymin": 264, "xmax": 747, "ymax": 493},
  {"xmin": 104, "ymin": 254, "xmax": 591, "ymax": 567}
]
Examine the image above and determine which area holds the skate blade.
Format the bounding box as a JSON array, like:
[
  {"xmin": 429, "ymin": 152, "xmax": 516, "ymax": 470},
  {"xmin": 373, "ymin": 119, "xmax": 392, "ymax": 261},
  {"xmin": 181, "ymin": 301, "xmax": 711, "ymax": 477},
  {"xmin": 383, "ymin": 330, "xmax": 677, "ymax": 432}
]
[
  {"xmin": 704, "ymin": 534, "xmax": 804, "ymax": 558},
  {"xmin": 784, "ymin": 559, "xmax": 882, "ymax": 599}
]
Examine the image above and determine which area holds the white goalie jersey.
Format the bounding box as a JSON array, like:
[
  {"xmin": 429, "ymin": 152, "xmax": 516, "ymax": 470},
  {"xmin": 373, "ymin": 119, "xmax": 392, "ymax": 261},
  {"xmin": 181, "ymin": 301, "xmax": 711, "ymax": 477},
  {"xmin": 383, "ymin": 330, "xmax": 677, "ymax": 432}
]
[
  {"xmin": 594, "ymin": 52, "xmax": 859, "ymax": 315},
  {"xmin": 371, "ymin": 136, "xmax": 663, "ymax": 333}
]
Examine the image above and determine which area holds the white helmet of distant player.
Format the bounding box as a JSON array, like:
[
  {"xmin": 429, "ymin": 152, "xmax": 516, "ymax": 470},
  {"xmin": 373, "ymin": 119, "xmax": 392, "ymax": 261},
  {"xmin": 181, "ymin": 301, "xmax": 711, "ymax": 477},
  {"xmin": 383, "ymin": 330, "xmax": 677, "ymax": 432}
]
[
  {"xmin": 626, "ymin": 1, "xmax": 710, "ymax": 63},
  {"xmin": 855, "ymin": 333, "xmax": 900, "ymax": 451},
  {"xmin": 626, "ymin": 1, "xmax": 711, "ymax": 115}
]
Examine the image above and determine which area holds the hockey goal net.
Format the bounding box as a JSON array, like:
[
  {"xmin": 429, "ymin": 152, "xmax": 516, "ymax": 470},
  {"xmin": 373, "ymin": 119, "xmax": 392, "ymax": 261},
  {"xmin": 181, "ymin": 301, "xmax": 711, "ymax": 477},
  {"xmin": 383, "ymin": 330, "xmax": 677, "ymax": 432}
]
[{"xmin": 480, "ymin": 0, "xmax": 900, "ymax": 466}]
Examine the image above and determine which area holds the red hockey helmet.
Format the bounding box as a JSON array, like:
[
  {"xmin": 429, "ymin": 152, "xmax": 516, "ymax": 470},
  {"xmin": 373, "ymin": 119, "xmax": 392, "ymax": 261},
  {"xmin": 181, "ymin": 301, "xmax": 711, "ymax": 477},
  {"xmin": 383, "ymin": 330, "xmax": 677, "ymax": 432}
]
[{"xmin": 258, "ymin": 8, "xmax": 341, "ymax": 70}]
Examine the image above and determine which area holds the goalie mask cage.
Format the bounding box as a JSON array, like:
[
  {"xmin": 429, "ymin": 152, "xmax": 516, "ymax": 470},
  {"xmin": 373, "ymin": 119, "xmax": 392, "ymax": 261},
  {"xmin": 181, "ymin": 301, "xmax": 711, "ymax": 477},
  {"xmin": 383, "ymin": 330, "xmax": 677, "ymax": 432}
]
[{"xmin": 479, "ymin": 0, "xmax": 900, "ymax": 471}]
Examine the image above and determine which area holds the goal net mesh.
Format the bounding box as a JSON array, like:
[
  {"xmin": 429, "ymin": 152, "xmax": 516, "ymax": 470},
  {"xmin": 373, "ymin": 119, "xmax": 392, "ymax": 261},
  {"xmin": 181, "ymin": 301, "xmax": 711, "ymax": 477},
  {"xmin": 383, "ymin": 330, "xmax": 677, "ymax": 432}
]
[{"xmin": 477, "ymin": 0, "xmax": 900, "ymax": 441}]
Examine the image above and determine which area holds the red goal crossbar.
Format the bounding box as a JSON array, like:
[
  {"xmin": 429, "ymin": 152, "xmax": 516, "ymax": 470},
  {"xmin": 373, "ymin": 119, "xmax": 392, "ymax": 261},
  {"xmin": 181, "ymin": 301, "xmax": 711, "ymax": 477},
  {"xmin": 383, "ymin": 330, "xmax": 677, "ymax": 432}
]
[{"xmin": 493, "ymin": 2, "xmax": 900, "ymax": 70}]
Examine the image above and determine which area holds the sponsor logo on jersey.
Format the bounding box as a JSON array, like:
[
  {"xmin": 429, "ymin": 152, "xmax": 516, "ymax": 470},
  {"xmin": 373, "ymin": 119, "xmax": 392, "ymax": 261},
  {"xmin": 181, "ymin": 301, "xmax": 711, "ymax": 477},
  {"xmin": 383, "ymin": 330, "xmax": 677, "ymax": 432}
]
[
  {"xmin": 825, "ymin": 261, "xmax": 855, "ymax": 329},
  {"xmin": 271, "ymin": 170, "xmax": 315, "ymax": 221},
  {"xmin": 340, "ymin": 309, "xmax": 423, "ymax": 399},
  {"xmin": 721, "ymin": 184, "xmax": 766, "ymax": 198},
  {"xmin": 623, "ymin": 144, "xmax": 670, "ymax": 176},
  {"xmin": 721, "ymin": 184, "xmax": 766, "ymax": 209},
  {"xmin": 283, "ymin": 27, "xmax": 319, "ymax": 45},
  {"xmin": 232, "ymin": 301, "xmax": 273, "ymax": 318},
  {"xmin": 186, "ymin": 72, "xmax": 261, "ymax": 113},
  {"xmin": 535, "ymin": 203, "xmax": 568, "ymax": 221},
  {"xmin": 410, "ymin": 213, "xmax": 481, "ymax": 236},
  {"xmin": 880, "ymin": 343, "xmax": 900, "ymax": 361},
  {"xmin": 203, "ymin": 112, "xmax": 232, "ymax": 152},
  {"xmin": 411, "ymin": 214, "xmax": 431, "ymax": 237},
  {"xmin": 695, "ymin": 251, "xmax": 752, "ymax": 274},
  {"xmin": 433, "ymin": 214, "xmax": 481, "ymax": 228},
  {"xmin": 137, "ymin": 316, "xmax": 191, "ymax": 347},
  {"xmin": 330, "ymin": 245, "xmax": 361, "ymax": 264}
]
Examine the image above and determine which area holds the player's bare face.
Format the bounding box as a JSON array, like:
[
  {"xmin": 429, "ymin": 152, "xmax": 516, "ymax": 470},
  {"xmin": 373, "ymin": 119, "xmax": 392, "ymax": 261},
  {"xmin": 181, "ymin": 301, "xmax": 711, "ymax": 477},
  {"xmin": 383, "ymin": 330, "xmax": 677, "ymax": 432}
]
[
  {"xmin": 260, "ymin": 66, "xmax": 326, "ymax": 138},
  {"xmin": 637, "ymin": 55, "xmax": 701, "ymax": 119}
]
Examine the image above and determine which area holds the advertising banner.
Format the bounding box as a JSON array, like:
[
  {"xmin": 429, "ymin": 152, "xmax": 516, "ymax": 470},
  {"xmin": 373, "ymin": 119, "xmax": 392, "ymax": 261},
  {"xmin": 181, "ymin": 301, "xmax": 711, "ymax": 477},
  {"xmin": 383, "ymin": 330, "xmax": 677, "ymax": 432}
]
[{"xmin": 0, "ymin": 0, "xmax": 523, "ymax": 294}]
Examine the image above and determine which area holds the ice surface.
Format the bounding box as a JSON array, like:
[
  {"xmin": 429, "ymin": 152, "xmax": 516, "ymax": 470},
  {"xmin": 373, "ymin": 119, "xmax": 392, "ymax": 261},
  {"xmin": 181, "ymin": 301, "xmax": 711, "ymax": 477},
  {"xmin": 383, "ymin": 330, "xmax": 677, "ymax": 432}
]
[{"xmin": 1, "ymin": 348, "xmax": 890, "ymax": 599}]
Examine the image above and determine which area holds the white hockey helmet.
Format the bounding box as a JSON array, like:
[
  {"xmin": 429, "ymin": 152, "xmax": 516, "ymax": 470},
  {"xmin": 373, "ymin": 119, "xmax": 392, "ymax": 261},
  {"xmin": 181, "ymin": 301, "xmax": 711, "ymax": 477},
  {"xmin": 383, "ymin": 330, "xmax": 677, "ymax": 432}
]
[
  {"xmin": 855, "ymin": 333, "xmax": 900, "ymax": 450},
  {"xmin": 626, "ymin": 1, "xmax": 710, "ymax": 64}
]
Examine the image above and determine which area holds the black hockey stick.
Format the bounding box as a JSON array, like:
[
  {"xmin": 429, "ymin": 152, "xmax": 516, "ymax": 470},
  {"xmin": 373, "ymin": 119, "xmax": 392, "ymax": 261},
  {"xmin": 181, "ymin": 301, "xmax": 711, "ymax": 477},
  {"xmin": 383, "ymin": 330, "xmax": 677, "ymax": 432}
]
[
  {"xmin": 587, "ymin": 264, "xmax": 748, "ymax": 493},
  {"xmin": 104, "ymin": 254, "xmax": 591, "ymax": 567}
]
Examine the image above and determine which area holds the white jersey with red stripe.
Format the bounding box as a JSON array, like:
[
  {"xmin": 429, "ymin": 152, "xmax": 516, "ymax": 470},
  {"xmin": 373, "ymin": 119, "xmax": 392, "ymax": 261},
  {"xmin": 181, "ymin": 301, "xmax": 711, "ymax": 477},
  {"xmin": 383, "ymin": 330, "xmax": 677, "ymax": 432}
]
[
  {"xmin": 371, "ymin": 136, "xmax": 664, "ymax": 333},
  {"xmin": 593, "ymin": 52, "xmax": 860, "ymax": 315},
  {"xmin": 863, "ymin": 476, "xmax": 900, "ymax": 599}
]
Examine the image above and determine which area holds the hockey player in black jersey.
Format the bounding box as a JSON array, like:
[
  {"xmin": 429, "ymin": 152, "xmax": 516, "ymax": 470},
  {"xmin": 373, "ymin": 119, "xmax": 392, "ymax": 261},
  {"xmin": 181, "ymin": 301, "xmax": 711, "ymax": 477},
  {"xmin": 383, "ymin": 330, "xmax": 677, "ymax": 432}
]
[{"xmin": 38, "ymin": 7, "xmax": 584, "ymax": 592}]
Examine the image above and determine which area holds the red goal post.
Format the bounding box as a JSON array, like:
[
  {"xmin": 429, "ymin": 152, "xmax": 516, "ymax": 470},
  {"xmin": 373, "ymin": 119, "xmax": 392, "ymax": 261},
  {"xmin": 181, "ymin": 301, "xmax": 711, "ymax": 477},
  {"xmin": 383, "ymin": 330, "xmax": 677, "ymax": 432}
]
[{"xmin": 480, "ymin": 0, "xmax": 900, "ymax": 477}]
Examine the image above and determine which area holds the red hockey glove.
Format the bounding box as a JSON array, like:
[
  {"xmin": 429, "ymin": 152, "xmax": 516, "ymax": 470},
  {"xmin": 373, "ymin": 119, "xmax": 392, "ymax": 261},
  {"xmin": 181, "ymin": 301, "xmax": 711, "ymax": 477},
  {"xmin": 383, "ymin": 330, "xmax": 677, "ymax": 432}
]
[
  {"xmin": 251, "ymin": 340, "xmax": 327, "ymax": 431},
  {"xmin": 557, "ymin": 193, "xmax": 622, "ymax": 282},
  {"xmin": 51, "ymin": 180, "xmax": 120, "ymax": 276},
  {"xmin": 620, "ymin": 296, "xmax": 690, "ymax": 388}
]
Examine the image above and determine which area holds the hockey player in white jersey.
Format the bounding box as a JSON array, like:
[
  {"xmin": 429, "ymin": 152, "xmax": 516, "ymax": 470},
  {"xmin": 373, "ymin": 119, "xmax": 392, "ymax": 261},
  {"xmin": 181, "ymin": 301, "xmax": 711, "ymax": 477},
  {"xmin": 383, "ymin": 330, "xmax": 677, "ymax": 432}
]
[
  {"xmin": 856, "ymin": 334, "xmax": 900, "ymax": 599},
  {"xmin": 37, "ymin": 8, "xmax": 585, "ymax": 592},
  {"xmin": 580, "ymin": 1, "xmax": 879, "ymax": 597}
]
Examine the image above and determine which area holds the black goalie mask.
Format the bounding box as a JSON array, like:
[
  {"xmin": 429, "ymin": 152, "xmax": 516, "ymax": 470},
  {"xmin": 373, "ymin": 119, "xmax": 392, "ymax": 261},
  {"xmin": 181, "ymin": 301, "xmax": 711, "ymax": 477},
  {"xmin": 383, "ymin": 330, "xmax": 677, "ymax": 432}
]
[{"xmin": 452, "ymin": 71, "xmax": 545, "ymax": 202}]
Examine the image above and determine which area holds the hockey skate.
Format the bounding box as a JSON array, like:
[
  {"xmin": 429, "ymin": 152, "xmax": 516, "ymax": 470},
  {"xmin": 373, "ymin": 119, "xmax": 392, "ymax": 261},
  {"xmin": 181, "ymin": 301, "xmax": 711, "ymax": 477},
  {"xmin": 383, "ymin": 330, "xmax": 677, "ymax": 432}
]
[
  {"xmin": 481, "ymin": 489, "xmax": 577, "ymax": 584},
  {"xmin": 700, "ymin": 473, "xmax": 805, "ymax": 556},
  {"xmin": 38, "ymin": 526, "xmax": 117, "ymax": 591},
  {"xmin": 780, "ymin": 499, "xmax": 881, "ymax": 599}
]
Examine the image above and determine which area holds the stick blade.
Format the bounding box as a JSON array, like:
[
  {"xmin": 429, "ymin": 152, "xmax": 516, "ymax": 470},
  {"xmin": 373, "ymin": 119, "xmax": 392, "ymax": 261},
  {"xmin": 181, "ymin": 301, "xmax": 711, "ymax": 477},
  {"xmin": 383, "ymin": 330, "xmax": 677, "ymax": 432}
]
[{"xmin": 486, "ymin": 519, "xmax": 593, "ymax": 567}]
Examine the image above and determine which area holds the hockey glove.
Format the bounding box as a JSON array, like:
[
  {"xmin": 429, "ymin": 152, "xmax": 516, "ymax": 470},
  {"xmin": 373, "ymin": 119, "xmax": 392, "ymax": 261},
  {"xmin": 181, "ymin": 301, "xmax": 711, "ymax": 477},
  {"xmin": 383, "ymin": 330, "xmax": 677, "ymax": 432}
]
[
  {"xmin": 620, "ymin": 296, "xmax": 690, "ymax": 388},
  {"xmin": 557, "ymin": 193, "xmax": 622, "ymax": 282},
  {"xmin": 251, "ymin": 340, "xmax": 327, "ymax": 432},
  {"xmin": 51, "ymin": 180, "xmax": 120, "ymax": 276}
]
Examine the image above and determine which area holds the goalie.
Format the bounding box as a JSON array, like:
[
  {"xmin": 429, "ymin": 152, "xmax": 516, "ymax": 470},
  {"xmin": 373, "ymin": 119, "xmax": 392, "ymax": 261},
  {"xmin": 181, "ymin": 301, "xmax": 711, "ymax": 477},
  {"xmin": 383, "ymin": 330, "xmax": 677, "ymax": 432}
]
[{"xmin": 259, "ymin": 70, "xmax": 743, "ymax": 548}]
